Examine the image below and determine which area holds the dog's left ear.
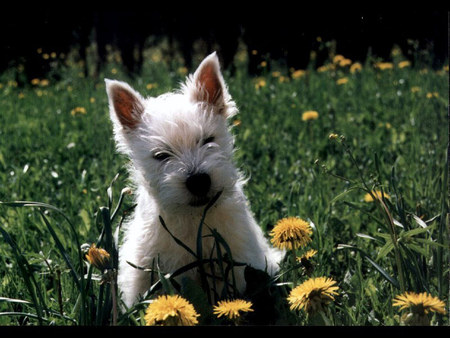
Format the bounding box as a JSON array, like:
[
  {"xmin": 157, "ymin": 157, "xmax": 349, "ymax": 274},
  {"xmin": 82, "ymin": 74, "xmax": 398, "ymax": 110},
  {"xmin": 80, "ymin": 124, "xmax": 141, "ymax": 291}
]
[{"xmin": 189, "ymin": 52, "xmax": 229, "ymax": 114}]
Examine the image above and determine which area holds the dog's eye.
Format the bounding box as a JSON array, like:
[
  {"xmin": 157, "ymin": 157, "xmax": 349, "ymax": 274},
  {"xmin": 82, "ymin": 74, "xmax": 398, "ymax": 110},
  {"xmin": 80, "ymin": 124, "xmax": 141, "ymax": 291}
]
[
  {"xmin": 153, "ymin": 152, "xmax": 171, "ymax": 161},
  {"xmin": 202, "ymin": 136, "xmax": 215, "ymax": 145}
]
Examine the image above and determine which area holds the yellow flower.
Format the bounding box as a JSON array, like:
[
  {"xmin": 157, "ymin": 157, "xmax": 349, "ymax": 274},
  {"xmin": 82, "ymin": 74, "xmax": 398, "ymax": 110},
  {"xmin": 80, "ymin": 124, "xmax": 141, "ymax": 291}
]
[
  {"xmin": 232, "ymin": 119, "xmax": 241, "ymax": 127},
  {"xmin": 364, "ymin": 190, "xmax": 390, "ymax": 202},
  {"xmin": 178, "ymin": 66, "xmax": 188, "ymax": 75},
  {"xmin": 146, "ymin": 83, "xmax": 158, "ymax": 90},
  {"xmin": 333, "ymin": 54, "xmax": 345, "ymax": 64},
  {"xmin": 111, "ymin": 68, "xmax": 118, "ymax": 74},
  {"xmin": 270, "ymin": 217, "xmax": 312, "ymax": 250},
  {"xmin": 375, "ymin": 62, "xmax": 394, "ymax": 70},
  {"xmin": 350, "ymin": 62, "xmax": 362, "ymax": 73},
  {"xmin": 443, "ymin": 65, "xmax": 449, "ymax": 72},
  {"xmin": 287, "ymin": 277, "xmax": 339, "ymax": 315},
  {"xmin": 31, "ymin": 78, "xmax": 40, "ymax": 85},
  {"xmin": 411, "ymin": 86, "xmax": 421, "ymax": 93},
  {"xmin": 278, "ymin": 75, "xmax": 288, "ymax": 83},
  {"xmin": 339, "ymin": 58, "xmax": 352, "ymax": 67},
  {"xmin": 70, "ymin": 107, "xmax": 87, "ymax": 116},
  {"xmin": 213, "ymin": 299, "xmax": 254, "ymax": 321},
  {"xmin": 144, "ymin": 294, "xmax": 199, "ymax": 326},
  {"xmin": 254, "ymin": 77, "xmax": 266, "ymax": 89},
  {"xmin": 18, "ymin": 92, "xmax": 25, "ymax": 99},
  {"xmin": 271, "ymin": 71, "xmax": 281, "ymax": 78},
  {"xmin": 328, "ymin": 133, "xmax": 339, "ymax": 140},
  {"xmin": 393, "ymin": 292, "xmax": 446, "ymax": 315},
  {"xmin": 393, "ymin": 291, "xmax": 446, "ymax": 325},
  {"xmin": 426, "ymin": 92, "xmax": 439, "ymax": 99},
  {"xmin": 89, "ymin": 97, "xmax": 96, "ymax": 103},
  {"xmin": 260, "ymin": 61, "xmax": 267, "ymax": 67},
  {"xmin": 398, "ymin": 60, "xmax": 411, "ymax": 69},
  {"xmin": 317, "ymin": 64, "xmax": 335, "ymax": 72},
  {"xmin": 85, "ymin": 244, "xmax": 111, "ymax": 270},
  {"xmin": 291, "ymin": 69, "xmax": 306, "ymax": 79},
  {"xmin": 336, "ymin": 77, "xmax": 348, "ymax": 85},
  {"xmin": 302, "ymin": 110, "xmax": 319, "ymax": 121},
  {"xmin": 39, "ymin": 79, "xmax": 49, "ymax": 87},
  {"xmin": 297, "ymin": 249, "xmax": 318, "ymax": 262}
]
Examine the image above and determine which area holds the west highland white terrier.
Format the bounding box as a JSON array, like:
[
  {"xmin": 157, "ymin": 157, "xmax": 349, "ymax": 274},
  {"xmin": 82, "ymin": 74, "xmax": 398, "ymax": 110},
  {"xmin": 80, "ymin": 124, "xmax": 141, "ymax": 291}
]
[{"xmin": 106, "ymin": 52, "xmax": 283, "ymax": 308}]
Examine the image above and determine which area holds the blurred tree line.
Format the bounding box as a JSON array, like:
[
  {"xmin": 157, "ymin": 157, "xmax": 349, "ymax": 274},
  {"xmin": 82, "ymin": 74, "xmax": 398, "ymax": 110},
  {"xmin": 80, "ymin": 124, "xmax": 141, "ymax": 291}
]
[{"xmin": 1, "ymin": 7, "xmax": 447, "ymax": 82}]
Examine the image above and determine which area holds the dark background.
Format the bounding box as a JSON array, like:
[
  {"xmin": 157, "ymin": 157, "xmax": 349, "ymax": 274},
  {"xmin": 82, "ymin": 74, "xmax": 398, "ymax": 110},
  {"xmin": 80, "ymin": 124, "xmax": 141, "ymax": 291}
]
[{"xmin": 1, "ymin": 7, "xmax": 448, "ymax": 82}]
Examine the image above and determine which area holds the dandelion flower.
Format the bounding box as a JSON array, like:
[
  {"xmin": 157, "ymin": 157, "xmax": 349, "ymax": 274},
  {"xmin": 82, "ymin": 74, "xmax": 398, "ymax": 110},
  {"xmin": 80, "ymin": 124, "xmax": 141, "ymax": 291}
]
[
  {"xmin": 31, "ymin": 78, "xmax": 40, "ymax": 85},
  {"xmin": 336, "ymin": 77, "xmax": 348, "ymax": 85},
  {"xmin": 144, "ymin": 294, "xmax": 199, "ymax": 326},
  {"xmin": 70, "ymin": 107, "xmax": 87, "ymax": 116},
  {"xmin": 39, "ymin": 79, "xmax": 49, "ymax": 87},
  {"xmin": 317, "ymin": 64, "xmax": 335, "ymax": 72},
  {"xmin": 291, "ymin": 69, "xmax": 306, "ymax": 79},
  {"xmin": 288, "ymin": 277, "xmax": 339, "ymax": 315},
  {"xmin": 271, "ymin": 71, "xmax": 281, "ymax": 78},
  {"xmin": 232, "ymin": 119, "xmax": 241, "ymax": 127},
  {"xmin": 254, "ymin": 78, "xmax": 266, "ymax": 89},
  {"xmin": 339, "ymin": 58, "xmax": 352, "ymax": 67},
  {"xmin": 411, "ymin": 86, "xmax": 421, "ymax": 93},
  {"xmin": 333, "ymin": 54, "xmax": 345, "ymax": 64},
  {"xmin": 393, "ymin": 292, "xmax": 446, "ymax": 315},
  {"xmin": 213, "ymin": 299, "xmax": 254, "ymax": 320},
  {"xmin": 85, "ymin": 244, "xmax": 111, "ymax": 271},
  {"xmin": 350, "ymin": 62, "xmax": 362, "ymax": 73},
  {"xmin": 270, "ymin": 217, "xmax": 312, "ymax": 250},
  {"xmin": 375, "ymin": 62, "xmax": 394, "ymax": 70},
  {"xmin": 297, "ymin": 249, "xmax": 318, "ymax": 262},
  {"xmin": 328, "ymin": 133, "xmax": 339, "ymax": 140},
  {"xmin": 393, "ymin": 291, "xmax": 446, "ymax": 325},
  {"xmin": 364, "ymin": 190, "xmax": 390, "ymax": 202},
  {"xmin": 302, "ymin": 110, "xmax": 319, "ymax": 121},
  {"xmin": 398, "ymin": 60, "xmax": 411, "ymax": 69},
  {"xmin": 426, "ymin": 92, "xmax": 439, "ymax": 99},
  {"xmin": 178, "ymin": 66, "xmax": 188, "ymax": 75}
]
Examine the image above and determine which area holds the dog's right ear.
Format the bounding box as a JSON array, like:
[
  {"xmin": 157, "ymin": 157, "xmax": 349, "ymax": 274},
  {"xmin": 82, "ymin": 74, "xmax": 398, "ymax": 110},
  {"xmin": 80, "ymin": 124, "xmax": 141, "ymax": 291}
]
[{"xmin": 105, "ymin": 79, "xmax": 144, "ymax": 131}]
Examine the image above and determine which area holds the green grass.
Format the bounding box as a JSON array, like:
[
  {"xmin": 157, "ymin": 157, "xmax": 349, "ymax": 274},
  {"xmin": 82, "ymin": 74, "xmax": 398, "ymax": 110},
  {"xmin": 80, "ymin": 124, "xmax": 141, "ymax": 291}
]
[{"xmin": 0, "ymin": 42, "xmax": 448, "ymax": 326}]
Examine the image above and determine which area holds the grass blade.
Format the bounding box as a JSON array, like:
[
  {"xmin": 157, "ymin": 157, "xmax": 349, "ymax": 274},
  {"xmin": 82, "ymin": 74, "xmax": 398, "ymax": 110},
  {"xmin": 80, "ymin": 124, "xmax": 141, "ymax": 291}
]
[
  {"xmin": 39, "ymin": 211, "xmax": 81, "ymax": 289},
  {"xmin": 0, "ymin": 226, "xmax": 47, "ymax": 324}
]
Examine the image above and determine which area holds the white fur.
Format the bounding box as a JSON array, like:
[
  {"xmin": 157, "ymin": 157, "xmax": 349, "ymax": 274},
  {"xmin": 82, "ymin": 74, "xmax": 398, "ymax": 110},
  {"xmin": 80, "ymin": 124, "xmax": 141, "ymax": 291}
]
[{"xmin": 106, "ymin": 52, "xmax": 284, "ymax": 308}]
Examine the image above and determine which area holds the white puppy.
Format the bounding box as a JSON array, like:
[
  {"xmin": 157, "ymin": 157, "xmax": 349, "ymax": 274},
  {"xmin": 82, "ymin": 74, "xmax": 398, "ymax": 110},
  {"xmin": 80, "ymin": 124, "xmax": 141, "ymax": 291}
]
[{"xmin": 106, "ymin": 52, "xmax": 283, "ymax": 308}]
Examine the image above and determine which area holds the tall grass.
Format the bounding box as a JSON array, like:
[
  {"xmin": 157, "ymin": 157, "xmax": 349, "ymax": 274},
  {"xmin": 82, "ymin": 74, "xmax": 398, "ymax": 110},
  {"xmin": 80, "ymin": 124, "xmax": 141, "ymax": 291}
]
[{"xmin": 0, "ymin": 40, "xmax": 448, "ymax": 325}]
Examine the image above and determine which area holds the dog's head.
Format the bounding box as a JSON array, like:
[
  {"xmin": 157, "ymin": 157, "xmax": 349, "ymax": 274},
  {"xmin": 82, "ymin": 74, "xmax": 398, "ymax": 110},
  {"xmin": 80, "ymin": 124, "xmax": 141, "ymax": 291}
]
[{"xmin": 106, "ymin": 52, "xmax": 239, "ymax": 212}]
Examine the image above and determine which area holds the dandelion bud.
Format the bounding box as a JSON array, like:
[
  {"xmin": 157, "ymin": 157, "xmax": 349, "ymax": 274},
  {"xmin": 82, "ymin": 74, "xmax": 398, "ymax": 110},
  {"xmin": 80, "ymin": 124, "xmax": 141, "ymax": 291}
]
[
  {"xmin": 85, "ymin": 244, "xmax": 111, "ymax": 271},
  {"xmin": 328, "ymin": 133, "xmax": 339, "ymax": 140}
]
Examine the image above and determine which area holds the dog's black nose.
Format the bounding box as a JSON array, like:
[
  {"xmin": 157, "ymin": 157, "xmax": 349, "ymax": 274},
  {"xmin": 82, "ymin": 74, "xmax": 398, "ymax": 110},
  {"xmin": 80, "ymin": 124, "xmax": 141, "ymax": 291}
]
[{"xmin": 186, "ymin": 173, "xmax": 211, "ymax": 197}]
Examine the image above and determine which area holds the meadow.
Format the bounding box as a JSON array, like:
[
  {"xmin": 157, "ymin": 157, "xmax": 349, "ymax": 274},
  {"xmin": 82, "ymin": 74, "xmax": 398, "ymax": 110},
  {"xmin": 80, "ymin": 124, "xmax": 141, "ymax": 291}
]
[{"xmin": 0, "ymin": 41, "xmax": 448, "ymax": 326}]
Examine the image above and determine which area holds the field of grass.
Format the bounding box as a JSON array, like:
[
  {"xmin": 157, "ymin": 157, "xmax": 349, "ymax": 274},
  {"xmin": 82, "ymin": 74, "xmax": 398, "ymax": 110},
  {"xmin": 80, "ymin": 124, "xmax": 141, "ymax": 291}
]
[{"xmin": 0, "ymin": 42, "xmax": 448, "ymax": 326}]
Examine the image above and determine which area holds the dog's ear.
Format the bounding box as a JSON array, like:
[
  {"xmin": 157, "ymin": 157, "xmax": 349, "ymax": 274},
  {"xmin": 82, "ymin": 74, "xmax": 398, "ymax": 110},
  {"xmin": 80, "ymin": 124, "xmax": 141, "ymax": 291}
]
[
  {"xmin": 190, "ymin": 52, "xmax": 228, "ymax": 113},
  {"xmin": 105, "ymin": 79, "xmax": 144, "ymax": 131}
]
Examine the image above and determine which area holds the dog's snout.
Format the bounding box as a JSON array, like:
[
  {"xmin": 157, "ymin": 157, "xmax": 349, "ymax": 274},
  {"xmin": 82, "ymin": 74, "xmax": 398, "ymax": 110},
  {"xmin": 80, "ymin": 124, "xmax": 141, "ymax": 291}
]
[{"xmin": 186, "ymin": 173, "xmax": 211, "ymax": 197}]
